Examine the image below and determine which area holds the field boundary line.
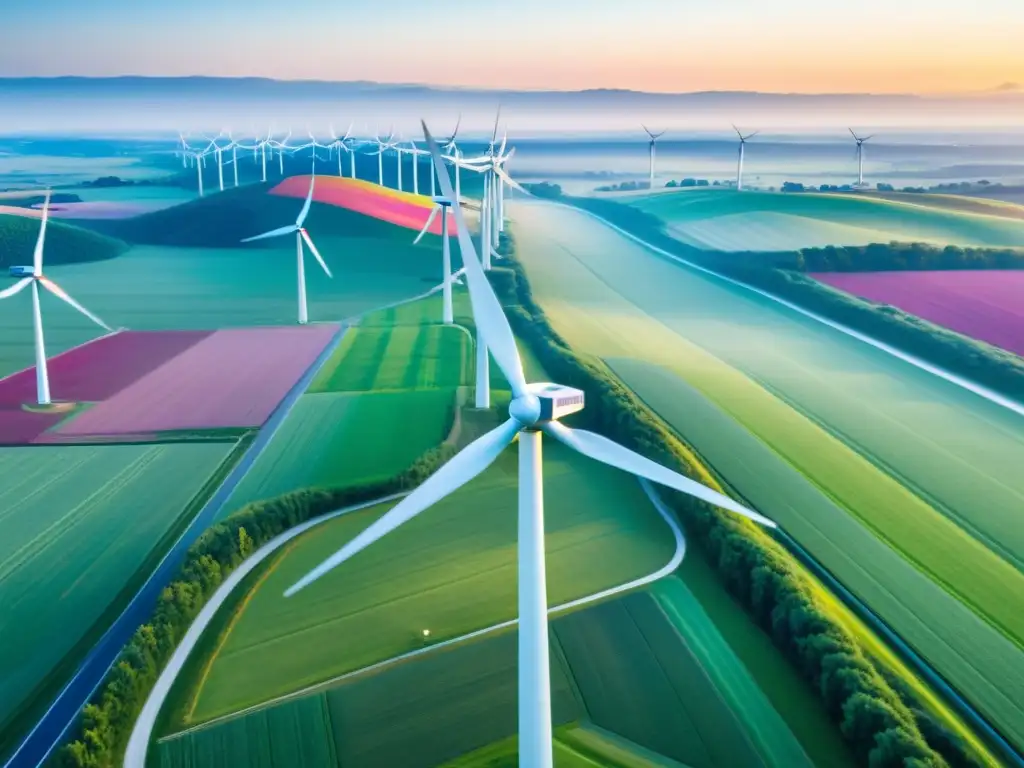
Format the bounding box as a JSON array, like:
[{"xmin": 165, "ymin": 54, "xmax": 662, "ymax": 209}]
[
  {"xmin": 551, "ymin": 200, "xmax": 1024, "ymax": 420},
  {"xmin": 4, "ymin": 323, "xmax": 349, "ymax": 768},
  {"xmin": 124, "ymin": 491, "xmax": 410, "ymax": 767},
  {"xmin": 150, "ymin": 478, "xmax": 684, "ymax": 746}
]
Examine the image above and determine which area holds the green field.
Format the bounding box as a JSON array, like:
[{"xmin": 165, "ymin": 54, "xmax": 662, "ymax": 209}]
[
  {"xmin": 510, "ymin": 199, "xmax": 1024, "ymax": 749},
  {"xmin": 218, "ymin": 390, "xmax": 457, "ymax": 521},
  {"xmin": 157, "ymin": 579, "xmax": 816, "ymax": 768},
  {"xmin": 183, "ymin": 439, "xmax": 676, "ymax": 723},
  {"xmin": 0, "ymin": 213, "xmax": 128, "ymax": 268},
  {"xmin": 310, "ymin": 323, "xmax": 471, "ymax": 393},
  {"xmin": 0, "ymin": 442, "xmax": 235, "ymax": 732},
  {"xmin": 624, "ymin": 188, "xmax": 1024, "ymax": 250}
]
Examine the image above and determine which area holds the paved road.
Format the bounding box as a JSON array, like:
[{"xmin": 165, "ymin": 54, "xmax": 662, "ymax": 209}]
[
  {"xmin": 127, "ymin": 479, "xmax": 684, "ymax": 762},
  {"xmin": 4, "ymin": 323, "xmax": 349, "ymax": 768}
]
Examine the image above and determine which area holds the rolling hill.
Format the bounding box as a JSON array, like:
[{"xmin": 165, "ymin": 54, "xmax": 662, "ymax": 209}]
[{"xmin": 0, "ymin": 213, "xmax": 129, "ymax": 267}]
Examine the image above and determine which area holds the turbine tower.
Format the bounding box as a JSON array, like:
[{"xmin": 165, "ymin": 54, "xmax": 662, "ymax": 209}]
[
  {"xmin": 0, "ymin": 192, "xmax": 113, "ymax": 405},
  {"xmin": 284, "ymin": 122, "xmax": 776, "ymax": 768},
  {"xmin": 239, "ymin": 172, "xmax": 332, "ymax": 324},
  {"xmin": 733, "ymin": 126, "xmax": 758, "ymax": 191},
  {"xmin": 371, "ymin": 128, "xmax": 398, "ymax": 187},
  {"xmin": 441, "ymin": 116, "xmax": 463, "ymax": 200},
  {"xmin": 850, "ymin": 129, "xmax": 874, "ymax": 188},
  {"xmin": 642, "ymin": 124, "xmax": 665, "ymax": 189},
  {"xmin": 413, "ymin": 197, "xmax": 458, "ymax": 324}
]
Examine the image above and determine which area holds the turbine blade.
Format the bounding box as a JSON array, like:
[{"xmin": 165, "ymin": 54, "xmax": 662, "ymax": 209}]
[
  {"xmin": 241, "ymin": 224, "xmax": 299, "ymax": 243},
  {"xmin": 39, "ymin": 277, "xmax": 112, "ymax": 331},
  {"xmin": 0, "ymin": 277, "xmax": 33, "ymax": 300},
  {"xmin": 300, "ymin": 229, "xmax": 332, "ymax": 278},
  {"xmin": 494, "ymin": 166, "xmax": 528, "ymax": 194},
  {"xmin": 285, "ymin": 418, "xmax": 521, "ymax": 596},
  {"xmin": 542, "ymin": 422, "xmax": 776, "ymax": 528},
  {"xmin": 34, "ymin": 190, "xmax": 51, "ymax": 275},
  {"xmin": 422, "ymin": 120, "xmax": 528, "ymax": 398},
  {"xmin": 413, "ymin": 205, "xmax": 440, "ymax": 244},
  {"xmin": 296, "ymin": 173, "xmax": 316, "ymax": 226},
  {"xmin": 491, "ymin": 105, "xmax": 502, "ymax": 145}
]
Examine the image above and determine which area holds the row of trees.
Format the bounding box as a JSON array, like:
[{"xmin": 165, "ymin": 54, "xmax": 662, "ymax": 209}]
[
  {"xmin": 53, "ymin": 429, "xmax": 462, "ymax": 766},
  {"xmin": 492, "ymin": 248, "xmax": 984, "ymax": 768},
  {"xmin": 788, "ymin": 242, "xmax": 1024, "ymax": 273}
]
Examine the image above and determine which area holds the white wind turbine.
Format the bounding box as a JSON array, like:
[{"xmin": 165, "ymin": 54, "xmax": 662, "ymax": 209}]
[
  {"xmin": 413, "ymin": 196, "xmax": 462, "ymax": 324},
  {"xmin": 239, "ymin": 172, "xmax": 333, "ymax": 324},
  {"xmin": 1, "ymin": 192, "xmax": 112, "ymax": 406},
  {"xmin": 329, "ymin": 123, "xmax": 357, "ymax": 178},
  {"xmin": 441, "ymin": 116, "xmax": 463, "ymax": 200},
  {"xmin": 850, "ymin": 129, "xmax": 874, "ymax": 188},
  {"xmin": 371, "ymin": 128, "xmax": 398, "ymax": 187},
  {"xmin": 643, "ymin": 124, "xmax": 666, "ymax": 189},
  {"xmin": 733, "ymin": 125, "xmax": 758, "ymax": 191},
  {"xmin": 284, "ymin": 122, "xmax": 776, "ymax": 768}
]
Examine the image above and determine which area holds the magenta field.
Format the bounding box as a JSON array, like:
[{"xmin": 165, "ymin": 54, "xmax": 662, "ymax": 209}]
[
  {"xmin": 56, "ymin": 325, "xmax": 339, "ymax": 436},
  {"xmin": 812, "ymin": 270, "xmax": 1024, "ymax": 357}
]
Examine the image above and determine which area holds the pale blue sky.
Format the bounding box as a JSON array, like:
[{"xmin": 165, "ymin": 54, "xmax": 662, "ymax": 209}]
[{"xmin": 2, "ymin": 0, "xmax": 1022, "ymax": 93}]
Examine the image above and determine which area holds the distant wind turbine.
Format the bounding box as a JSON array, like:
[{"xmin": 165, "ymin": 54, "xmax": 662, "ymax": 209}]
[
  {"xmin": 733, "ymin": 126, "xmax": 758, "ymax": 191},
  {"xmin": 284, "ymin": 122, "xmax": 777, "ymax": 768},
  {"xmin": 1, "ymin": 192, "xmax": 112, "ymax": 405},
  {"xmin": 239, "ymin": 171, "xmax": 332, "ymax": 324},
  {"xmin": 642, "ymin": 125, "xmax": 665, "ymax": 189},
  {"xmin": 850, "ymin": 129, "xmax": 874, "ymax": 187},
  {"xmin": 413, "ymin": 196, "xmax": 459, "ymax": 324}
]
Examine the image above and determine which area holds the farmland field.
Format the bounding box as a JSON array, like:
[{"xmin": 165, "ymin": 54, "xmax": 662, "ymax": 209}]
[
  {"xmin": 270, "ymin": 175, "xmax": 456, "ymax": 236},
  {"xmin": 56, "ymin": 325, "xmax": 338, "ymax": 436},
  {"xmin": 218, "ymin": 389, "xmax": 457, "ymax": 521},
  {"xmin": 310, "ymin": 323, "xmax": 471, "ymax": 393},
  {"xmin": 184, "ymin": 441, "xmax": 676, "ymax": 723},
  {"xmin": 625, "ymin": 188, "xmax": 1024, "ymax": 250},
  {"xmin": 0, "ymin": 238, "xmax": 438, "ymax": 380},
  {"xmin": 0, "ymin": 441, "xmax": 235, "ymax": 733},
  {"xmin": 510, "ymin": 199, "xmax": 1024, "ymax": 749},
  {"xmin": 812, "ymin": 269, "xmax": 1024, "ymax": 356},
  {"xmin": 157, "ymin": 580, "xmax": 813, "ymax": 768}
]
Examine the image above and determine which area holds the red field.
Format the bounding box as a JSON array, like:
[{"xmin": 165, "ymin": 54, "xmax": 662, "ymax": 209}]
[
  {"xmin": 56, "ymin": 325, "xmax": 338, "ymax": 436},
  {"xmin": 269, "ymin": 176, "xmax": 454, "ymax": 236},
  {"xmin": 812, "ymin": 270, "xmax": 1024, "ymax": 356}
]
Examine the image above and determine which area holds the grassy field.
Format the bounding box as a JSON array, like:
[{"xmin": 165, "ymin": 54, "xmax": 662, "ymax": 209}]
[
  {"xmin": 0, "ymin": 442, "xmax": 235, "ymax": 734},
  {"xmin": 625, "ymin": 188, "xmax": 1024, "ymax": 250},
  {"xmin": 0, "ymin": 226, "xmax": 446, "ymax": 379},
  {"xmin": 183, "ymin": 439, "xmax": 675, "ymax": 723},
  {"xmin": 157, "ymin": 579, "xmax": 817, "ymax": 768},
  {"xmin": 310, "ymin": 323, "xmax": 471, "ymax": 393},
  {"xmin": 510, "ymin": 199, "xmax": 1024, "ymax": 749},
  {"xmin": 217, "ymin": 390, "xmax": 457, "ymax": 521}
]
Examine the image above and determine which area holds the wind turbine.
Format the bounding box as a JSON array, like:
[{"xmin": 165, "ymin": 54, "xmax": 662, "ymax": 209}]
[
  {"xmin": 329, "ymin": 123, "xmax": 356, "ymax": 177},
  {"xmin": 371, "ymin": 128, "xmax": 398, "ymax": 187},
  {"xmin": 284, "ymin": 122, "xmax": 776, "ymax": 768},
  {"xmin": 441, "ymin": 116, "xmax": 463, "ymax": 200},
  {"xmin": 1, "ymin": 192, "xmax": 112, "ymax": 406},
  {"xmin": 733, "ymin": 126, "xmax": 758, "ymax": 191},
  {"xmin": 239, "ymin": 171, "xmax": 332, "ymax": 325},
  {"xmin": 413, "ymin": 196, "xmax": 458, "ymax": 324},
  {"xmin": 642, "ymin": 124, "xmax": 665, "ymax": 189},
  {"xmin": 850, "ymin": 129, "xmax": 874, "ymax": 187}
]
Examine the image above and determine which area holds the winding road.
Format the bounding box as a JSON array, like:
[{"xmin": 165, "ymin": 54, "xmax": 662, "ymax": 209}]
[
  {"xmin": 125, "ymin": 479, "xmax": 685, "ymax": 766},
  {"xmin": 3, "ymin": 324, "xmax": 350, "ymax": 768}
]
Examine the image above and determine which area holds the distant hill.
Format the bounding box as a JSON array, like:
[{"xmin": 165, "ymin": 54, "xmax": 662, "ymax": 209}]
[
  {"xmin": 95, "ymin": 182, "xmax": 434, "ymax": 248},
  {"xmin": 0, "ymin": 213, "xmax": 129, "ymax": 267}
]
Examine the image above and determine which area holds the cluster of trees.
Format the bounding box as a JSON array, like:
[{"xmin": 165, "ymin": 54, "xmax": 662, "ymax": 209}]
[
  {"xmin": 594, "ymin": 180, "xmax": 651, "ymax": 192},
  {"xmin": 53, "ymin": 433, "xmax": 463, "ymax": 767},
  {"xmin": 665, "ymin": 178, "xmax": 711, "ymax": 188},
  {"xmin": 791, "ymin": 242, "xmax": 1024, "ymax": 273},
  {"xmin": 492, "ymin": 244, "xmax": 984, "ymax": 768},
  {"xmin": 521, "ymin": 181, "xmax": 563, "ymax": 199}
]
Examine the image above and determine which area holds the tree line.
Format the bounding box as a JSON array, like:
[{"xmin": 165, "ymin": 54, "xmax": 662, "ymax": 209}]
[{"xmin": 492, "ymin": 247, "xmax": 986, "ymax": 768}]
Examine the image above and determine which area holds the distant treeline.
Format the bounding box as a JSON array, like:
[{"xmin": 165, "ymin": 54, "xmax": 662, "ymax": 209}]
[
  {"xmin": 491, "ymin": 246, "xmax": 984, "ymax": 768},
  {"xmin": 731, "ymin": 242, "xmax": 1024, "ymax": 273},
  {"xmin": 52, "ymin": 436, "xmax": 460, "ymax": 767},
  {"xmin": 564, "ymin": 194, "xmax": 1024, "ymax": 408}
]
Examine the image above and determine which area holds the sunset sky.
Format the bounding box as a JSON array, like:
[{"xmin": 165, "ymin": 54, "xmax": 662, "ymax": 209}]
[{"xmin": 1, "ymin": 0, "xmax": 1021, "ymax": 95}]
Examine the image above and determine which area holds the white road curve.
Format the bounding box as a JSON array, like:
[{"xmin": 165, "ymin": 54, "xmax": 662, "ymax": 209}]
[
  {"xmin": 548, "ymin": 200, "xmax": 1024, "ymax": 421},
  {"xmin": 128, "ymin": 479, "xmax": 684, "ymax": 762}
]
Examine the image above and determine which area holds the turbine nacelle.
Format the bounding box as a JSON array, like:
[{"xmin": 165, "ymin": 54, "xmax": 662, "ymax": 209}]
[{"xmin": 510, "ymin": 383, "xmax": 585, "ymax": 428}]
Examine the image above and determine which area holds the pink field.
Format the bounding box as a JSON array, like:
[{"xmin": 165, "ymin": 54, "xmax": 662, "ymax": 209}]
[
  {"xmin": 269, "ymin": 176, "xmax": 454, "ymax": 236},
  {"xmin": 56, "ymin": 325, "xmax": 338, "ymax": 436},
  {"xmin": 812, "ymin": 270, "xmax": 1024, "ymax": 356},
  {"xmin": 0, "ymin": 331, "xmax": 212, "ymax": 407},
  {"xmin": 0, "ymin": 408, "xmax": 65, "ymax": 444}
]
